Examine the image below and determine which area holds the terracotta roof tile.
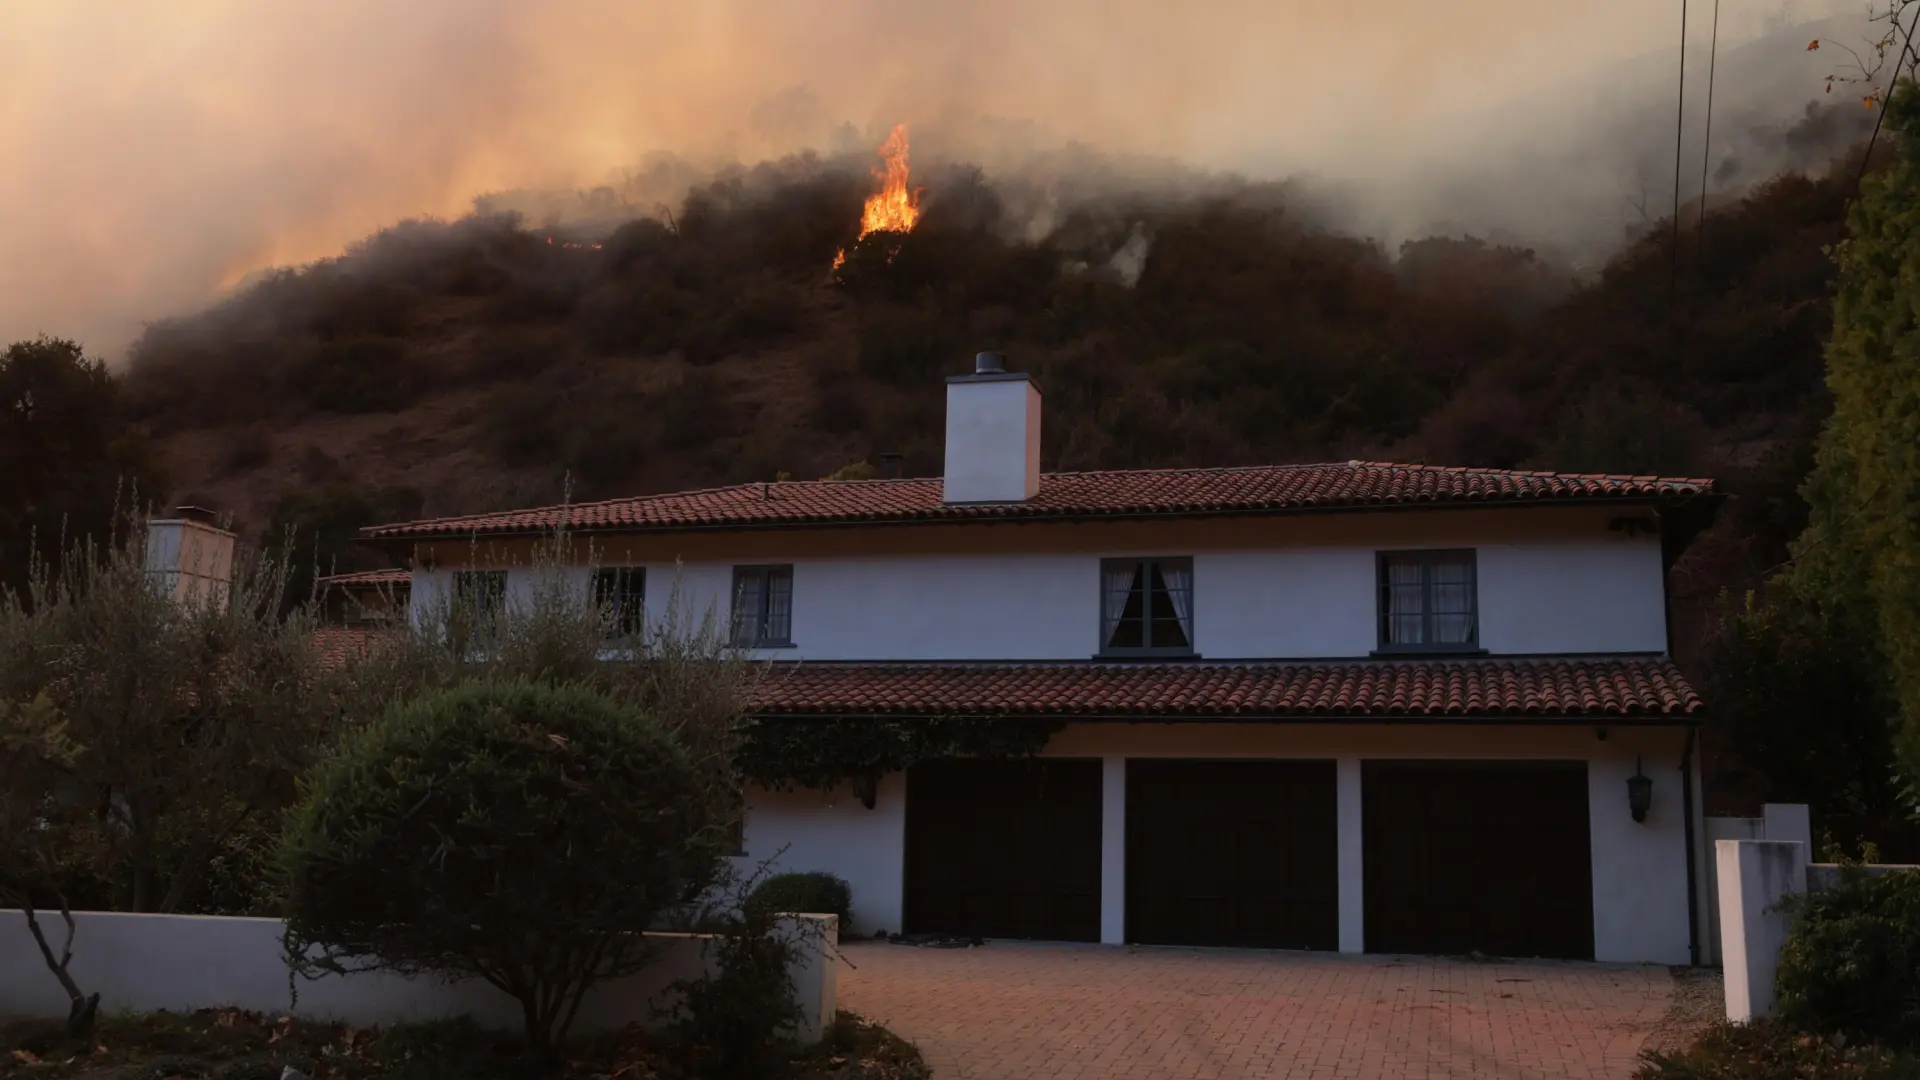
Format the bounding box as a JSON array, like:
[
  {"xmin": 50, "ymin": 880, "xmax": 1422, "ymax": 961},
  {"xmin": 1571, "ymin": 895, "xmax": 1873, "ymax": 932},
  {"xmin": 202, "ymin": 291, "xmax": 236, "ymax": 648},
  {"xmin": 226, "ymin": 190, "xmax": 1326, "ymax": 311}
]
[
  {"xmin": 316, "ymin": 568, "xmax": 412, "ymax": 588},
  {"xmin": 745, "ymin": 657, "xmax": 1700, "ymax": 721},
  {"xmin": 312, "ymin": 625, "xmax": 389, "ymax": 667},
  {"xmin": 362, "ymin": 462, "xmax": 1715, "ymax": 540}
]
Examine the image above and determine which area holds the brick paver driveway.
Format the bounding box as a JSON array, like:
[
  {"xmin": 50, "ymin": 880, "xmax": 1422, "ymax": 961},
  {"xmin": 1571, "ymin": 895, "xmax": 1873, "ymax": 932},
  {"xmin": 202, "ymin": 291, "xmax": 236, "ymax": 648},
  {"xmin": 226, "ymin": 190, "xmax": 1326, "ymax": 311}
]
[{"xmin": 837, "ymin": 941, "xmax": 1680, "ymax": 1080}]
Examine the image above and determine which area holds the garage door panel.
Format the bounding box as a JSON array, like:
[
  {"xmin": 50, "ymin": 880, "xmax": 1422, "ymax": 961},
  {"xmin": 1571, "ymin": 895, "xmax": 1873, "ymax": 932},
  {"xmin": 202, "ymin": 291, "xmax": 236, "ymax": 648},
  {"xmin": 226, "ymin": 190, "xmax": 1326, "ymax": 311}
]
[
  {"xmin": 1362, "ymin": 760, "xmax": 1594, "ymax": 960},
  {"xmin": 904, "ymin": 759, "xmax": 1102, "ymax": 942},
  {"xmin": 1126, "ymin": 759, "xmax": 1339, "ymax": 950}
]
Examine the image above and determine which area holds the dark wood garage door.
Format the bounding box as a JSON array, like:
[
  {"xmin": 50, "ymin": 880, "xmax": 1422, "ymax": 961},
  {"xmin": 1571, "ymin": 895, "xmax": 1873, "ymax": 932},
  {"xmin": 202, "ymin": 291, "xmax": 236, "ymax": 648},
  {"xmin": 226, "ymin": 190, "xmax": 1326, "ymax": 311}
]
[
  {"xmin": 903, "ymin": 758, "xmax": 1102, "ymax": 942},
  {"xmin": 1126, "ymin": 759, "xmax": 1339, "ymax": 950},
  {"xmin": 1362, "ymin": 760, "xmax": 1594, "ymax": 960}
]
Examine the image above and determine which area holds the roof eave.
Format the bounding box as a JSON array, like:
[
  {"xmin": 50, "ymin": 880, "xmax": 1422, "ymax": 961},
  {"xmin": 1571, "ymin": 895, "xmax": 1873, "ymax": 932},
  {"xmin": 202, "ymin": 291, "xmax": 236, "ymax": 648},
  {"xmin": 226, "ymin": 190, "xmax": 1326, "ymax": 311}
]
[
  {"xmin": 358, "ymin": 492, "xmax": 1713, "ymax": 547},
  {"xmin": 744, "ymin": 710, "xmax": 1702, "ymax": 725}
]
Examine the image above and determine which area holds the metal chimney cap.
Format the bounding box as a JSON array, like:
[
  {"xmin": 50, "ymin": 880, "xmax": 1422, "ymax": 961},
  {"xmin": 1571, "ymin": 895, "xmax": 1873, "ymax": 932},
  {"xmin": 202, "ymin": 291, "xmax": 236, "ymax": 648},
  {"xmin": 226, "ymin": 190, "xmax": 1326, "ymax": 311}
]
[{"xmin": 974, "ymin": 351, "xmax": 1006, "ymax": 374}]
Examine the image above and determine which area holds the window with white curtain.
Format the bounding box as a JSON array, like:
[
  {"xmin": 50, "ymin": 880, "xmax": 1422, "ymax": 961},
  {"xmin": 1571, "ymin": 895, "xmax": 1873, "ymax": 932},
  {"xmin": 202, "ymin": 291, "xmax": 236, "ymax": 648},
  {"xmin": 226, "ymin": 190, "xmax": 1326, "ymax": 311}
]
[
  {"xmin": 1099, "ymin": 557, "xmax": 1195, "ymax": 656},
  {"xmin": 1376, "ymin": 550, "xmax": 1479, "ymax": 651},
  {"xmin": 730, "ymin": 565, "xmax": 794, "ymax": 647},
  {"xmin": 593, "ymin": 567, "xmax": 645, "ymax": 638},
  {"xmin": 452, "ymin": 570, "xmax": 507, "ymax": 620}
]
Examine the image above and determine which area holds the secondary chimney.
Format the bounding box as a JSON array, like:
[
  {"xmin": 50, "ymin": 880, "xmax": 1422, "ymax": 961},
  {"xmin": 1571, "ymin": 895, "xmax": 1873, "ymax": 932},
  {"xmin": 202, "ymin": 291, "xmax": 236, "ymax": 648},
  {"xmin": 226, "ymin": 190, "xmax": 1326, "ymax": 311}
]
[
  {"xmin": 942, "ymin": 351, "xmax": 1041, "ymax": 503},
  {"xmin": 145, "ymin": 507, "xmax": 236, "ymax": 611}
]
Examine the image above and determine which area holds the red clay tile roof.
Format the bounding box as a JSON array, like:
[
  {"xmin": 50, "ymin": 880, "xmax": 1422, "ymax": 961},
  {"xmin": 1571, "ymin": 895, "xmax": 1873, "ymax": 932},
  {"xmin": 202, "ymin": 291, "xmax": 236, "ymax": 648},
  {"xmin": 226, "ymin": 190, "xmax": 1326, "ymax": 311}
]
[
  {"xmin": 316, "ymin": 568, "xmax": 412, "ymax": 588},
  {"xmin": 746, "ymin": 657, "xmax": 1700, "ymax": 721},
  {"xmin": 361, "ymin": 462, "xmax": 1715, "ymax": 541},
  {"xmin": 312, "ymin": 625, "xmax": 391, "ymax": 667}
]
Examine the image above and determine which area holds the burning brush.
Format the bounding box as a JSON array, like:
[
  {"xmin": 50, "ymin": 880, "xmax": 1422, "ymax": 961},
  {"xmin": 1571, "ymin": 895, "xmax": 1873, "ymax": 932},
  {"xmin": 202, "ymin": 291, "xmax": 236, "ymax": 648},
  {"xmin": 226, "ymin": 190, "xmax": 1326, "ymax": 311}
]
[{"xmin": 832, "ymin": 123, "xmax": 923, "ymax": 271}]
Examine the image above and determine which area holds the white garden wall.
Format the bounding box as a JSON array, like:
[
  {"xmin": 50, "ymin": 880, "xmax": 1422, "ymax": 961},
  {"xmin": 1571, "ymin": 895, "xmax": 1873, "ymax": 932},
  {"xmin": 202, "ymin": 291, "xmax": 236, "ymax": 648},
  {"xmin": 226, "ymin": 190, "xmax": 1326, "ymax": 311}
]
[
  {"xmin": 1702, "ymin": 805, "xmax": 1812, "ymax": 965},
  {"xmin": 1715, "ymin": 843, "xmax": 1920, "ymax": 1022},
  {"xmin": 0, "ymin": 911, "xmax": 837, "ymax": 1046}
]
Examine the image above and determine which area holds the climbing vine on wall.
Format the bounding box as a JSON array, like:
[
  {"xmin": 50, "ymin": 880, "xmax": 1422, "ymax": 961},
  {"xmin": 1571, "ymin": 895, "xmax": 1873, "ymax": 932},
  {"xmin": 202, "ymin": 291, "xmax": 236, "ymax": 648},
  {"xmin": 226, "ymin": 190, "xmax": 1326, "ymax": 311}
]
[{"xmin": 736, "ymin": 716, "xmax": 1064, "ymax": 796}]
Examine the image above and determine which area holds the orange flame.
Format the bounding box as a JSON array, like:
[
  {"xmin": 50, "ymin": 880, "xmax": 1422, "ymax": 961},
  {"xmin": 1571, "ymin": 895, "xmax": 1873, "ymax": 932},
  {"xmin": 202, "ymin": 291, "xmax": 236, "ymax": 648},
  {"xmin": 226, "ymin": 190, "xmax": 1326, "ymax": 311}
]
[{"xmin": 833, "ymin": 123, "xmax": 921, "ymax": 270}]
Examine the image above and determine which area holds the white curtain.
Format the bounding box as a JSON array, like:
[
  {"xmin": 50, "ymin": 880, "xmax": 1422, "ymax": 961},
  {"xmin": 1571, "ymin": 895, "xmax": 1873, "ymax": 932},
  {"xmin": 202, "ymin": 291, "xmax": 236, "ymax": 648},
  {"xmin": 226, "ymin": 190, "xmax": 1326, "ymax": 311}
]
[
  {"xmin": 1386, "ymin": 559, "xmax": 1425, "ymax": 644},
  {"xmin": 766, "ymin": 570, "xmax": 794, "ymax": 642},
  {"xmin": 1102, "ymin": 564, "xmax": 1138, "ymax": 647},
  {"xmin": 1160, "ymin": 562, "xmax": 1194, "ymax": 646},
  {"xmin": 1431, "ymin": 558, "xmax": 1474, "ymax": 644},
  {"xmin": 731, "ymin": 574, "xmax": 764, "ymax": 646}
]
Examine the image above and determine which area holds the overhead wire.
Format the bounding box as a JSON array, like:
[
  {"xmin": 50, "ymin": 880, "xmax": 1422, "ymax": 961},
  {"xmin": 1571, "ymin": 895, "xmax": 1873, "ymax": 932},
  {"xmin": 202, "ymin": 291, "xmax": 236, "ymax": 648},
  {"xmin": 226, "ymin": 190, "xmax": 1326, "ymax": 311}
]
[
  {"xmin": 1697, "ymin": 0, "xmax": 1722, "ymax": 258},
  {"xmin": 1670, "ymin": 0, "xmax": 1689, "ymax": 293}
]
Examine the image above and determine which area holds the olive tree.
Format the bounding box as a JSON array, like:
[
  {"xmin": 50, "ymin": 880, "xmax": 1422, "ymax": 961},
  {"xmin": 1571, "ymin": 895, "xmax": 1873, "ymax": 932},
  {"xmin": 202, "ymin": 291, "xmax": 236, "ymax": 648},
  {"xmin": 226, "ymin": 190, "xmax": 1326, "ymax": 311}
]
[
  {"xmin": 363, "ymin": 523, "xmax": 758, "ymax": 848},
  {"xmin": 0, "ymin": 516, "xmax": 364, "ymax": 913},
  {"xmin": 279, "ymin": 678, "xmax": 732, "ymax": 1056},
  {"xmin": 0, "ymin": 694, "xmax": 99, "ymax": 1037}
]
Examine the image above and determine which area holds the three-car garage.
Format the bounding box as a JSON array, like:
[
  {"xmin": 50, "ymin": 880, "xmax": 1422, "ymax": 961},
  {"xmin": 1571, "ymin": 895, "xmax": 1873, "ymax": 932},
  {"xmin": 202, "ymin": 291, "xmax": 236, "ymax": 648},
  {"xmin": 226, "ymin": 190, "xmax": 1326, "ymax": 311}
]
[{"xmin": 899, "ymin": 757, "xmax": 1597, "ymax": 960}]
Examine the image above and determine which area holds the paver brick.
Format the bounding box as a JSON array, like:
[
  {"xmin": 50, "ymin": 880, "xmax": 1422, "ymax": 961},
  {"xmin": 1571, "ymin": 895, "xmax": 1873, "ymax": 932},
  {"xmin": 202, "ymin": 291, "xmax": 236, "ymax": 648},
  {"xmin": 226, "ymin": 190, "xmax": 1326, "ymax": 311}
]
[{"xmin": 837, "ymin": 942, "xmax": 1676, "ymax": 1080}]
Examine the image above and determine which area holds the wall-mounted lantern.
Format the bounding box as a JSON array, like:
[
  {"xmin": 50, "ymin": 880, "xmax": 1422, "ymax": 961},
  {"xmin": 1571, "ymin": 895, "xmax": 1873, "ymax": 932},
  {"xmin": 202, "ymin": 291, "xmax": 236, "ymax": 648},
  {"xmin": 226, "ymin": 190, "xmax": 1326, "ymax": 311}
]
[{"xmin": 1627, "ymin": 755, "xmax": 1654, "ymax": 824}]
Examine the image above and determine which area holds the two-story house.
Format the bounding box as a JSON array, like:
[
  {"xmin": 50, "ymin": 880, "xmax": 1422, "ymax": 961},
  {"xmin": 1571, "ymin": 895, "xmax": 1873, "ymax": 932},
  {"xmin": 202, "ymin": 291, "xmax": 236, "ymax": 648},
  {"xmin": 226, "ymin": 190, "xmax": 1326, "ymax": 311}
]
[{"xmin": 360, "ymin": 352, "xmax": 1720, "ymax": 966}]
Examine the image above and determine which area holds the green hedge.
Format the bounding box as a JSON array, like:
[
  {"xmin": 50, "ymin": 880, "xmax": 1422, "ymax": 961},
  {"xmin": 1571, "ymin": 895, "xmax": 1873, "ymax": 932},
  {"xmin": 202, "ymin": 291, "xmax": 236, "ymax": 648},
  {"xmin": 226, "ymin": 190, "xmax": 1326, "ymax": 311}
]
[
  {"xmin": 1636, "ymin": 1019, "xmax": 1920, "ymax": 1080},
  {"xmin": 744, "ymin": 872, "xmax": 854, "ymax": 935},
  {"xmin": 1776, "ymin": 868, "xmax": 1920, "ymax": 1051}
]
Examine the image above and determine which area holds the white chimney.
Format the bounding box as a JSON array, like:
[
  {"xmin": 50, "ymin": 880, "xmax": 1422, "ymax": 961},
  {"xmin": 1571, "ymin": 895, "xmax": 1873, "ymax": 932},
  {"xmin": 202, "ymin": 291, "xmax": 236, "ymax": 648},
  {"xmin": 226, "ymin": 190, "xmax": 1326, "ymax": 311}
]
[
  {"xmin": 145, "ymin": 506, "xmax": 236, "ymax": 611},
  {"xmin": 943, "ymin": 352, "xmax": 1041, "ymax": 503}
]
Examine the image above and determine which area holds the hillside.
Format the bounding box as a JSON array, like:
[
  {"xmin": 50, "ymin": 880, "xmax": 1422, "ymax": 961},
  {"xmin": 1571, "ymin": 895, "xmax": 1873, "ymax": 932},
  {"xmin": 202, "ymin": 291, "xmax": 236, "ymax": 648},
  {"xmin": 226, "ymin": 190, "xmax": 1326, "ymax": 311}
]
[{"xmin": 112, "ymin": 106, "xmax": 1874, "ymax": 657}]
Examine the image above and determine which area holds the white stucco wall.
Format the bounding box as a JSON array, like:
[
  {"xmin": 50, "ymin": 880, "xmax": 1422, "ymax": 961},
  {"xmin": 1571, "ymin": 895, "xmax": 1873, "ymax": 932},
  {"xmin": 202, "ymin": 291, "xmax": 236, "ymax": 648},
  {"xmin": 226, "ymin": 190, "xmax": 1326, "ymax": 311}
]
[
  {"xmin": 942, "ymin": 376, "xmax": 1042, "ymax": 503},
  {"xmin": 737, "ymin": 774, "xmax": 908, "ymax": 938},
  {"xmin": 0, "ymin": 911, "xmax": 839, "ymax": 1045},
  {"xmin": 741, "ymin": 724, "xmax": 1695, "ymax": 965},
  {"xmin": 414, "ymin": 523, "xmax": 1668, "ymax": 661}
]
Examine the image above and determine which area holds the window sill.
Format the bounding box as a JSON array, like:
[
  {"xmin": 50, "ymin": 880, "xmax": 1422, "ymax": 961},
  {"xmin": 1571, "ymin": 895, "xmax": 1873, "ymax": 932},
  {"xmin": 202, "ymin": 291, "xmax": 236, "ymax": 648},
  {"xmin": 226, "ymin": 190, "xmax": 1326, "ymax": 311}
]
[
  {"xmin": 735, "ymin": 641, "xmax": 798, "ymax": 650},
  {"xmin": 1370, "ymin": 646, "xmax": 1489, "ymax": 659},
  {"xmin": 1094, "ymin": 651, "xmax": 1202, "ymax": 662}
]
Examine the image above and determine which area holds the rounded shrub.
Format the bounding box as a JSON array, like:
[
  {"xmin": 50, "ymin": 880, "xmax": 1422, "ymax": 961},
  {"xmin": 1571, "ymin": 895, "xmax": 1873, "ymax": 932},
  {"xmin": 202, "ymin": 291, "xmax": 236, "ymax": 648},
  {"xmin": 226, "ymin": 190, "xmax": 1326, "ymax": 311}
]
[
  {"xmin": 1775, "ymin": 868, "xmax": 1920, "ymax": 1051},
  {"xmin": 744, "ymin": 871, "xmax": 854, "ymax": 935},
  {"xmin": 278, "ymin": 678, "xmax": 730, "ymax": 1055}
]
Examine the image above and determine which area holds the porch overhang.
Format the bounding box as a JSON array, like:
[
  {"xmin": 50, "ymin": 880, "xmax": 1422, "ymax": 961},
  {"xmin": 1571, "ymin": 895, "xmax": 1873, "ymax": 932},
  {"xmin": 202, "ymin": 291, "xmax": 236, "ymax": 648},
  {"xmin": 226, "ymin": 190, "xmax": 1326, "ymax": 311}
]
[{"xmin": 744, "ymin": 655, "xmax": 1702, "ymax": 725}]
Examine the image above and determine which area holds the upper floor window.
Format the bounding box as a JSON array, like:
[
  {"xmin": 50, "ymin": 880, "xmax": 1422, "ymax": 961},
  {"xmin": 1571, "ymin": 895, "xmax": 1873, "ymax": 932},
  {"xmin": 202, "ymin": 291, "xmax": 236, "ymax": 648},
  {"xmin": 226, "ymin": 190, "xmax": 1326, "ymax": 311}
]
[
  {"xmin": 731, "ymin": 565, "xmax": 794, "ymax": 648},
  {"xmin": 1100, "ymin": 557, "xmax": 1194, "ymax": 656},
  {"xmin": 1377, "ymin": 550, "xmax": 1478, "ymax": 652},
  {"xmin": 594, "ymin": 567, "xmax": 645, "ymax": 638},
  {"xmin": 452, "ymin": 570, "xmax": 507, "ymax": 621}
]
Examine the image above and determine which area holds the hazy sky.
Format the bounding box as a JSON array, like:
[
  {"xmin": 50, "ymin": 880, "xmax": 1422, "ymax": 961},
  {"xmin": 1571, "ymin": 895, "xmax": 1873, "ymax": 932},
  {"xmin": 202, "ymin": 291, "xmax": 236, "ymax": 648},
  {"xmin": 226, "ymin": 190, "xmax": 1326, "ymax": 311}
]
[{"xmin": 0, "ymin": 0, "xmax": 1868, "ymax": 359}]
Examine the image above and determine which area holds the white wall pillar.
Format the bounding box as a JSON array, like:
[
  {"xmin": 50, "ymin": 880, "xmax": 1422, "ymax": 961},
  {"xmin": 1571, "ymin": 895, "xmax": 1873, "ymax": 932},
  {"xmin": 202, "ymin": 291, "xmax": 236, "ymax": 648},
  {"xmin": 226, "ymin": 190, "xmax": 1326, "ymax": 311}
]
[
  {"xmin": 1762, "ymin": 804, "xmax": 1813, "ymax": 867},
  {"xmin": 1336, "ymin": 757, "xmax": 1365, "ymax": 954},
  {"xmin": 1718, "ymin": 839, "xmax": 1807, "ymax": 1022},
  {"xmin": 1100, "ymin": 756, "xmax": 1127, "ymax": 944}
]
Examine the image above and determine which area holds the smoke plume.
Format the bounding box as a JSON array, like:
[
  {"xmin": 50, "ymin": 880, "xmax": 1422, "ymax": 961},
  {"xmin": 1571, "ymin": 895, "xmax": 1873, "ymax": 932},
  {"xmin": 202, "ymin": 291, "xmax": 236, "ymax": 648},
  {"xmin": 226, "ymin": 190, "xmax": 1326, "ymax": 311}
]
[{"xmin": 0, "ymin": 0, "xmax": 1872, "ymax": 358}]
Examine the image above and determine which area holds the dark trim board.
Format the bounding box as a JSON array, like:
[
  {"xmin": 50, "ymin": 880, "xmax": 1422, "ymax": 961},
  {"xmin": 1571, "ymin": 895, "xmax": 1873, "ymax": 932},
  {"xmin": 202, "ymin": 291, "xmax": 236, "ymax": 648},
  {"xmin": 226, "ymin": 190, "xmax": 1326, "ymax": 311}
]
[
  {"xmin": 1125, "ymin": 759, "xmax": 1339, "ymax": 950},
  {"xmin": 902, "ymin": 758, "xmax": 1103, "ymax": 942},
  {"xmin": 1361, "ymin": 759, "xmax": 1595, "ymax": 960}
]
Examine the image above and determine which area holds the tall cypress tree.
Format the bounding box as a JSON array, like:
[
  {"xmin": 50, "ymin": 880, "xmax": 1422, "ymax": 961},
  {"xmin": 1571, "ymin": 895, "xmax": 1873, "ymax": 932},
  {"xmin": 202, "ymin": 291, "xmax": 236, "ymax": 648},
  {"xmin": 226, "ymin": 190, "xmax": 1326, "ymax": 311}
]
[{"xmin": 1795, "ymin": 80, "xmax": 1920, "ymax": 780}]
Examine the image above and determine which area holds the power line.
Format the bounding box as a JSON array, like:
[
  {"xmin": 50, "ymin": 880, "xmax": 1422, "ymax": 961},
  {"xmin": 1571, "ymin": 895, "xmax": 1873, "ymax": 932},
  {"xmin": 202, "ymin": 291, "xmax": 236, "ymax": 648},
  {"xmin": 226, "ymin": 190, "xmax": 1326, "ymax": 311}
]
[
  {"xmin": 1697, "ymin": 0, "xmax": 1722, "ymax": 255},
  {"xmin": 1671, "ymin": 0, "xmax": 1690, "ymax": 293}
]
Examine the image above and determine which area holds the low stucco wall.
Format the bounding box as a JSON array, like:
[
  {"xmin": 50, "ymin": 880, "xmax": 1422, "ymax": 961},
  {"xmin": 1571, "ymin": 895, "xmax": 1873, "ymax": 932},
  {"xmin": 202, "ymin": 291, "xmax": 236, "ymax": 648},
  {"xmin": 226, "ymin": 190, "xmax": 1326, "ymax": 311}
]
[
  {"xmin": 1703, "ymin": 805, "xmax": 1812, "ymax": 965},
  {"xmin": 1717, "ymin": 839, "xmax": 1805, "ymax": 1022},
  {"xmin": 1805, "ymin": 862, "xmax": 1920, "ymax": 891},
  {"xmin": 1715, "ymin": 841, "xmax": 1920, "ymax": 1022},
  {"xmin": 0, "ymin": 911, "xmax": 837, "ymax": 1045}
]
